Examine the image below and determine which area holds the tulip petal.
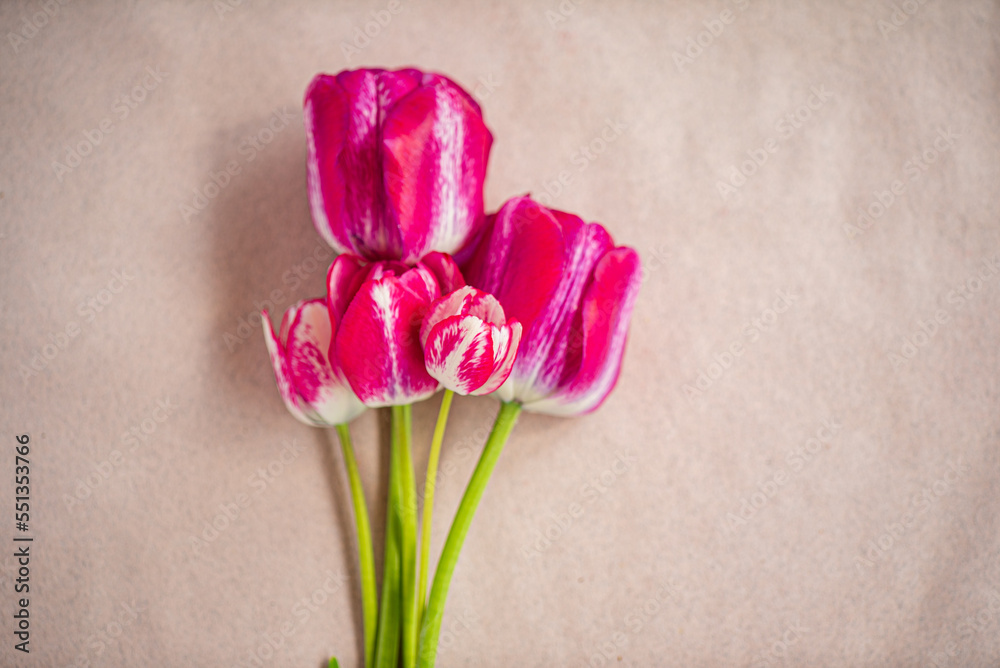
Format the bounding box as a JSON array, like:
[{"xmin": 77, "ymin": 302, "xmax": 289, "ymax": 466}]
[
  {"xmin": 284, "ymin": 300, "xmax": 337, "ymax": 403},
  {"xmin": 462, "ymin": 288, "xmax": 506, "ymax": 326},
  {"xmin": 420, "ymin": 251, "xmax": 466, "ymax": 295},
  {"xmin": 420, "ymin": 287, "xmax": 470, "ymax": 347},
  {"xmin": 419, "ymin": 285, "xmax": 502, "ymax": 346},
  {"xmin": 395, "ymin": 263, "xmax": 440, "ymax": 305},
  {"xmin": 336, "ymin": 276, "xmax": 439, "ymax": 406},
  {"xmin": 289, "ymin": 303, "xmax": 367, "ymax": 425},
  {"xmin": 262, "ymin": 301, "xmax": 366, "ymax": 426},
  {"xmin": 381, "ymin": 77, "xmax": 493, "ymax": 264},
  {"xmin": 305, "ymin": 73, "xmax": 388, "ymax": 257},
  {"xmin": 423, "ymin": 315, "xmax": 495, "ymax": 395},
  {"xmin": 471, "ymin": 320, "xmax": 522, "ymax": 396},
  {"xmin": 363, "ymin": 259, "xmax": 411, "ymax": 283},
  {"xmin": 525, "ymin": 221, "xmax": 614, "ymax": 400},
  {"xmin": 369, "ymin": 69, "xmax": 425, "ymax": 110},
  {"xmin": 262, "ymin": 308, "xmax": 314, "ymax": 426},
  {"xmin": 525, "ymin": 247, "xmax": 641, "ymax": 416},
  {"xmin": 305, "ymin": 70, "xmax": 427, "ymax": 260},
  {"xmin": 327, "ymin": 254, "xmax": 369, "ymax": 325},
  {"xmin": 465, "ymin": 197, "xmax": 566, "ymax": 375}
]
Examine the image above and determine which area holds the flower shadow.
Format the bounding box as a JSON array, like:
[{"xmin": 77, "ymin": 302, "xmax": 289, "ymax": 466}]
[{"xmin": 202, "ymin": 112, "xmax": 388, "ymax": 664}]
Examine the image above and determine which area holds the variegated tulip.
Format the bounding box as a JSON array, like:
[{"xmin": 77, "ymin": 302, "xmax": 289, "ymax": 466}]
[
  {"xmin": 262, "ymin": 299, "xmax": 366, "ymax": 426},
  {"xmin": 419, "ymin": 286, "xmax": 522, "ymax": 396},
  {"xmin": 464, "ymin": 195, "xmax": 641, "ymax": 416},
  {"xmin": 304, "ymin": 68, "xmax": 493, "ymax": 264},
  {"xmin": 328, "ymin": 251, "xmax": 465, "ymax": 406}
]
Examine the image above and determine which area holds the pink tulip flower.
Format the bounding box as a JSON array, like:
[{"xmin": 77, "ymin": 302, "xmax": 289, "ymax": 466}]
[
  {"xmin": 419, "ymin": 286, "xmax": 522, "ymax": 396},
  {"xmin": 262, "ymin": 299, "xmax": 366, "ymax": 427},
  {"xmin": 464, "ymin": 196, "xmax": 642, "ymax": 416},
  {"xmin": 329, "ymin": 251, "xmax": 465, "ymax": 406},
  {"xmin": 304, "ymin": 68, "xmax": 493, "ymax": 265}
]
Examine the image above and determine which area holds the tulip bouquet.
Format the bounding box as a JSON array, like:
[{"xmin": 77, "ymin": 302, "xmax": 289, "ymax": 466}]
[{"xmin": 262, "ymin": 68, "xmax": 640, "ymax": 667}]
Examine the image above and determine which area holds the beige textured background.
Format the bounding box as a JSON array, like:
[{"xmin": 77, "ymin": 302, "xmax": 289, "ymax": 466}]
[{"xmin": 2, "ymin": 1, "xmax": 999, "ymax": 666}]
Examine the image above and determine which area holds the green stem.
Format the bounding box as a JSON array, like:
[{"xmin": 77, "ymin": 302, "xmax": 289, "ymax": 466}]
[
  {"xmin": 373, "ymin": 409, "xmax": 403, "ymax": 668},
  {"xmin": 396, "ymin": 405, "xmax": 419, "ymax": 668},
  {"xmin": 335, "ymin": 423, "xmax": 377, "ymax": 668},
  {"xmin": 417, "ymin": 401, "xmax": 521, "ymax": 668},
  {"xmin": 418, "ymin": 390, "xmax": 454, "ymax": 624}
]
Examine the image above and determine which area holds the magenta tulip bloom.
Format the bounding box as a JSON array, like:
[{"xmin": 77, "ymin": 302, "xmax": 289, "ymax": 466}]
[
  {"xmin": 262, "ymin": 299, "xmax": 366, "ymax": 427},
  {"xmin": 329, "ymin": 251, "xmax": 465, "ymax": 406},
  {"xmin": 465, "ymin": 196, "xmax": 641, "ymax": 416},
  {"xmin": 419, "ymin": 286, "xmax": 522, "ymax": 396},
  {"xmin": 304, "ymin": 68, "xmax": 493, "ymax": 265}
]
